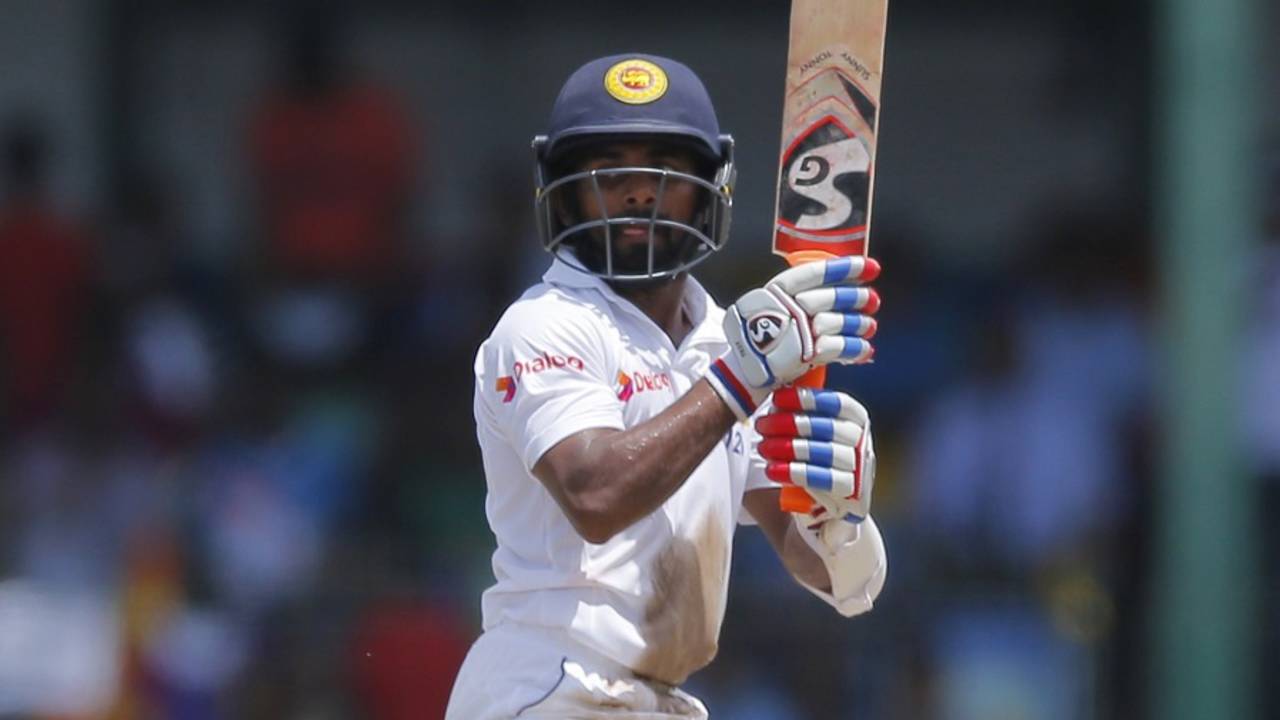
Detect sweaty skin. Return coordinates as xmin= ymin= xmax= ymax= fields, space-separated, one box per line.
xmin=533 ymin=380 xmax=734 ymax=544
xmin=532 ymin=381 xmax=830 ymax=591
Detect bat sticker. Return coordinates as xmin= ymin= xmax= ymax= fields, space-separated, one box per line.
xmin=774 ymin=68 xmax=878 ymax=255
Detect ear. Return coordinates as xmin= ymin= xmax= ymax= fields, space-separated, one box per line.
xmin=551 ymin=175 xmax=593 ymax=230
xmin=552 ymin=190 xmax=574 ymax=227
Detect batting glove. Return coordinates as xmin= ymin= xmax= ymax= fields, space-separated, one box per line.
xmin=756 ymin=387 xmax=875 ymax=523
xmin=705 ymin=257 xmax=880 ymax=420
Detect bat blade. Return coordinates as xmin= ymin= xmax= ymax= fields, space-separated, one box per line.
xmin=774 ymin=0 xmax=888 ymax=514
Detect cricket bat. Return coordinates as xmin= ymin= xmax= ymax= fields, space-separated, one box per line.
xmin=774 ymin=0 xmax=889 ymax=513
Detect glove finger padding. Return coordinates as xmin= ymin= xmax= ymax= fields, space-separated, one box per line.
xmin=812 ymin=312 xmax=877 ymax=339
xmin=756 ymin=389 xmax=875 ymax=522
xmin=771 ymin=388 xmax=871 ymax=423
xmin=814 ymin=336 xmax=874 ymax=364
xmin=766 ymin=462 xmax=857 ymax=497
xmin=758 ymin=438 xmax=857 ymax=471
xmin=708 ymin=257 xmax=880 ymax=420
xmin=794 ymin=287 xmax=881 ymax=316
xmin=755 ymin=413 xmax=863 ymax=445
xmin=767 ymin=256 xmax=880 ymax=296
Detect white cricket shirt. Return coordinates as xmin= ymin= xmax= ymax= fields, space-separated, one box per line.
xmin=472 ymin=260 xmax=772 ymax=686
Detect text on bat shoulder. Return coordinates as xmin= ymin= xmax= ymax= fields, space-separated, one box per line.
xmin=799 ymin=50 xmax=833 ymax=75
xmin=840 ymin=52 xmax=872 ymax=82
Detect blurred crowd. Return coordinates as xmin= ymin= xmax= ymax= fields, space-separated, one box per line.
xmin=0 ymin=4 xmax=1275 ymax=720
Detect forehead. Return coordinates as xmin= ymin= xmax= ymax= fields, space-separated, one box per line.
xmin=574 ymin=138 xmax=700 ymax=165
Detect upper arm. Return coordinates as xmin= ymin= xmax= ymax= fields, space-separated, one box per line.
xmin=531 ymin=427 xmax=619 ymax=515
xmin=477 ymin=297 xmax=625 ymax=472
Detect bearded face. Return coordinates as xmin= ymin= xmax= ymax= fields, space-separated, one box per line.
xmin=541 ymin=138 xmax=725 ymax=281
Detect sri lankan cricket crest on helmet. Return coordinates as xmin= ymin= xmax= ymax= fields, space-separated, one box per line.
xmin=604 ymin=59 xmax=669 ymax=104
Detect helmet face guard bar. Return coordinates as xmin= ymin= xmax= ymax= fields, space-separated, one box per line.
xmin=532 ymin=134 xmax=735 ymax=281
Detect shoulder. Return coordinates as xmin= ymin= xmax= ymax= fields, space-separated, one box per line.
xmin=475 ymin=283 xmax=618 ymax=384
xmin=487 ymin=283 xmax=615 ymax=348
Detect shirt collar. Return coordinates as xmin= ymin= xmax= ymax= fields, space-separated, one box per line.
xmin=541 ymin=259 xmax=724 ymax=350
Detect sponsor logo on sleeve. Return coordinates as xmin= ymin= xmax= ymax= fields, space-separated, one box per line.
xmin=616 ymin=371 xmax=634 ymax=402
xmin=494 ymin=351 xmax=586 ymax=402
xmin=496 ymin=376 xmax=517 ymax=403
xmin=616 ymin=369 xmax=673 ymax=402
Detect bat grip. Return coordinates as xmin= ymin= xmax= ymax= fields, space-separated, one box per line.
xmin=776 ymin=249 xmax=842 ymax=515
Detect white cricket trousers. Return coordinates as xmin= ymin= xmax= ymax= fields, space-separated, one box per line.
xmin=445 ymin=622 xmax=709 ymax=719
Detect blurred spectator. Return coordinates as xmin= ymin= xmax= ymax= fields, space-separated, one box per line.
xmin=248 ymin=2 xmax=415 ymax=286
xmin=910 ymin=212 xmax=1149 ymax=574
xmin=905 ymin=210 xmax=1151 ymax=716
xmin=105 ymin=173 xmax=224 ymax=445
xmin=349 ymin=599 xmax=471 ymax=720
xmin=0 ymin=118 xmax=93 ymax=427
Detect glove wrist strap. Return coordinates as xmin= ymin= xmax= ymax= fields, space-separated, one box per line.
xmin=705 ymin=356 xmax=764 ymax=421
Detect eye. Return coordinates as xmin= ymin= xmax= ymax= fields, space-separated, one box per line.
xmin=661 ymin=155 xmax=699 ymax=175
xmin=592 ymin=169 xmax=627 ymax=190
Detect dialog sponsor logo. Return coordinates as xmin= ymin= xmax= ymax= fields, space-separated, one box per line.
xmin=616 ymin=371 xmax=634 ymax=402
xmin=616 ymin=369 xmax=672 ymax=401
xmin=496 ymin=376 xmax=517 ymax=403
xmin=513 ymin=352 xmax=585 ymax=378
xmin=495 ymin=351 xmax=586 ymax=402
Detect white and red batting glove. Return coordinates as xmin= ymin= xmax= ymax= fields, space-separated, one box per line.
xmin=706 ymin=257 xmax=880 ymax=420
xmin=756 ymin=387 xmax=875 ymax=523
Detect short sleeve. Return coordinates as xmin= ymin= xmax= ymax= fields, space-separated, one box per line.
xmin=476 ymin=298 xmax=626 ymax=472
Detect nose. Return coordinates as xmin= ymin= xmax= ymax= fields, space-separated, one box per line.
xmin=622 ymin=173 xmax=659 ymax=209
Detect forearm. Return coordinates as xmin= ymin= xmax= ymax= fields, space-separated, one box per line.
xmin=782 ymin=515 xmax=834 ymax=591
xmin=743 ymin=488 xmax=832 ymax=591
xmin=540 ymin=379 xmax=736 ymax=542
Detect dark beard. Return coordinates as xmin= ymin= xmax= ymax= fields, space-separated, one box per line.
xmin=570 ymin=222 xmax=699 ymax=279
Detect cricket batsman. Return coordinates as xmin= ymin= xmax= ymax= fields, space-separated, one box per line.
xmin=446 ymin=54 xmax=886 ymax=719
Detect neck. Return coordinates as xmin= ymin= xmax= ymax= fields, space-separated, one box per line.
xmin=608 ymin=274 xmax=692 ymax=346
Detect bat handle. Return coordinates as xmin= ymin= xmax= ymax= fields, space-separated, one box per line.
xmin=776 ymin=250 xmax=843 ymax=515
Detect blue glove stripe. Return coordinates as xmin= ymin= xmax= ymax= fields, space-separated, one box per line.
xmin=832 ymin=287 xmax=863 ymax=311
xmin=808 ymin=418 xmax=835 ymax=441
xmin=805 ymin=465 xmax=834 ymax=492
xmin=840 ymin=338 xmax=868 ymax=359
xmin=813 ymin=392 xmax=843 ymax=417
xmin=841 ymin=314 xmax=865 ymax=336
xmin=822 ymin=257 xmax=853 ymax=285
xmin=808 ymin=441 xmax=834 ymax=467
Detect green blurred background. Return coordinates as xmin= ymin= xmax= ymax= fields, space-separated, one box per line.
xmin=0 ymin=0 xmax=1274 ymax=718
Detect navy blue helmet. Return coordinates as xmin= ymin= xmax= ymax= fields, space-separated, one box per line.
xmin=533 ymin=54 xmax=735 ymax=281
